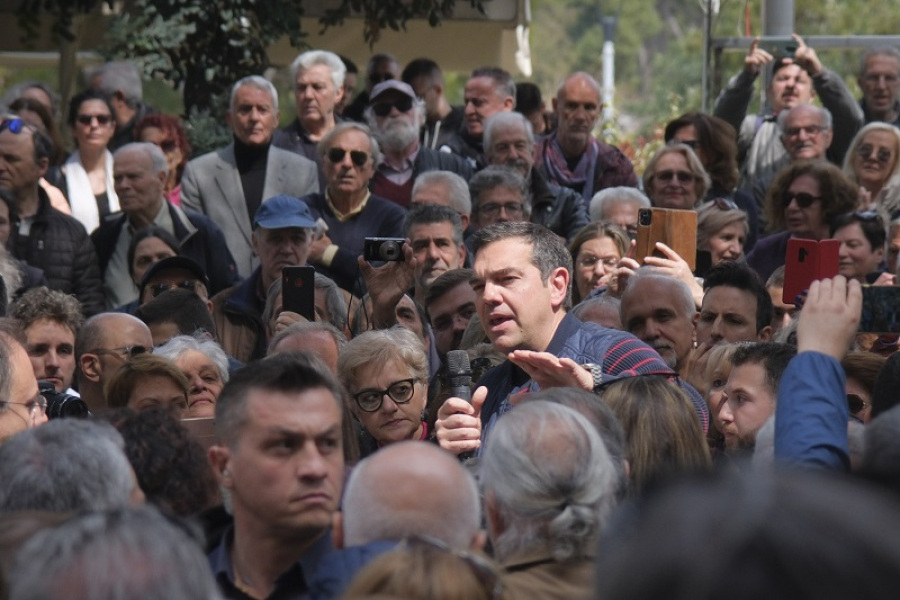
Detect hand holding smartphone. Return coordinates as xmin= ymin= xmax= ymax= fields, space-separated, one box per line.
xmin=282 ymin=266 xmax=316 ymax=322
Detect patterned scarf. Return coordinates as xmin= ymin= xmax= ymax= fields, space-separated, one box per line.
xmin=539 ymin=132 xmax=599 ymax=201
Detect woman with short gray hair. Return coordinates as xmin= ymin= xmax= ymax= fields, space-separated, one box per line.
xmin=154 ymin=334 xmax=229 ymax=418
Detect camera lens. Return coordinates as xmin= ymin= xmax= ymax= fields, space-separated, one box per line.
xmin=39 ymin=380 xmax=90 ymax=420
xmin=380 ymin=241 xmax=401 ymax=261
xmin=639 ymin=210 xmax=652 ymax=226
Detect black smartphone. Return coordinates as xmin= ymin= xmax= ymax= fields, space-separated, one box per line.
xmin=759 ymin=37 xmax=798 ymax=59
xmin=363 ymin=237 xmax=405 ymax=262
xmin=282 ymin=266 xmax=316 ymax=322
xmin=860 ymin=286 xmax=900 ymax=333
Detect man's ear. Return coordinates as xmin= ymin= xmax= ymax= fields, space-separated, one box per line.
xmin=80 ymin=353 xmax=101 ymax=383
xmin=459 ymin=214 xmax=470 ymax=230
xmin=208 ymin=445 xmax=234 ymax=489
xmin=757 ymin=325 xmax=773 ymax=342
xmin=470 ymin=530 xmax=488 ymax=552
xmin=549 ymin=266 xmax=569 ymax=310
xmin=692 ymin=311 xmax=700 ymax=333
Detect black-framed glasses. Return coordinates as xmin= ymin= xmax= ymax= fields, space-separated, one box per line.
xmin=711 ymin=197 xmax=740 ymax=211
xmin=89 ymin=345 xmax=148 ymax=360
xmin=352 ymin=378 xmax=418 ymax=412
xmin=76 ymin=114 xmax=112 ymax=126
xmin=477 ymin=202 xmax=524 ymax=217
xmin=848 ymin=393 xmax=870 ymax=415
xmin=327 ymin=147 xmax=369 ymax=167
xmin=372 ymin=97 xmax=414 ymax=117
xmin=857 ymin=144 xmax=894 ymax=164
xmin=396 ymin=535 xmax=504 ymax=600
xmin=656 ymin=169 xmax=694 ymax=183
xmin=782 ymin=191 xmax=822 ymax=208
xmin=149 ymin=279 xmax=198 ymax=298
xmin=577 ymin=254 xmax=619 ymax=270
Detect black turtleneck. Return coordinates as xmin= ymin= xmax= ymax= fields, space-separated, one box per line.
xmin=233 ymin=136 xmax=270 ymax=222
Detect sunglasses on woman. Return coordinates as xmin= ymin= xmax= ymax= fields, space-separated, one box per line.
xmin=76 ymin=114 xmax=113 ymax=126
xmin=656 ymin=170 xmax=693 ymax=183
xmin=781 ymin=191 xmax=821 ymax=208
xmin=857 ymin=144 xmax=893 ymax=164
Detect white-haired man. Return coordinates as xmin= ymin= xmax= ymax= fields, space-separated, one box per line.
xmin=366 ymin=80 xmax=472 ymax=208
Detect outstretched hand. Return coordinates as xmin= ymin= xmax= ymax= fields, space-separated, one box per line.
xmin=744 ymin=37 xmax=774 ymax=75
xmin=643 ymin=242 xmax=704 ymax=307
xmin=796 ymin=276 xmax=861 ymax=360
xmin=507 ymin=350 xmax=593 ymax=393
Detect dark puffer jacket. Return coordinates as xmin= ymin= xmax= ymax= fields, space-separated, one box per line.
xmin=9 ymin=190 xmax=105 ymax=316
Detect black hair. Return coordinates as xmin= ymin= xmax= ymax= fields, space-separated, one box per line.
xmin=134 ymin=288 xmax=214 ymax=339
xmin=702 ymin=261 xmax=773 ymax=334
xmin=126 ymin=226 xmax=181 ymax=279
xmin=730 ymin=342 xmax=796 ymax=397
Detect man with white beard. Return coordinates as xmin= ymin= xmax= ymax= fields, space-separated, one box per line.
xmin=366 ymin=80 xmax=472 ymax=209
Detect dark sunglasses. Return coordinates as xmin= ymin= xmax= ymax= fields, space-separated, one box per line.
xmin=327 ymin=147 xmax=369 ymax=167
xmin=159 ymin=139 xmax=178 ymax=153
xmin=781 ymin=191 xmax=822 ymax=208
xmin=657 ymin=169 xmax=694 ymax=183
xmin=848 ymin=393 xmax=870 ymax=415
xmin=77 ymin=114 xmax=112 ymax=126
xmin=674 ymin=139 xmax=699 ymax=149
xmin=858 ymin=144 xmax=893 ymax=164
xmin=0 ymin=118 xmax=32 ymax=135
xmin=371 ymin=97 xmax=414 ymax=117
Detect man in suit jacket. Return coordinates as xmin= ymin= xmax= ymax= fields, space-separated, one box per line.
xmin=181 ymin=75 xmax=319 ymax=278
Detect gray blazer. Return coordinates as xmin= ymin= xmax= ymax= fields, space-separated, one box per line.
xmin=181 ymin=144 xmax=319 ymax=277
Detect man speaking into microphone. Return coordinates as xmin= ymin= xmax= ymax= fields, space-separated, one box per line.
xmin=434 ymin=222 xmax=709 ymax=455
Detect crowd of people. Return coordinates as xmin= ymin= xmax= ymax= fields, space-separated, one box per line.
xmin=1 ymin=36 xmax=900 ymax=599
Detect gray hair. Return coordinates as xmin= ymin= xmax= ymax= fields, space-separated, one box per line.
xmin=317 ymin=121 xmax=382 ymax=168
xmin=483 ymin=111 xmax=535 ymax=157
xmin=342 ymin=442 xmax=481 ymax=549
xmin=291 ymin=49 xmax=346 ymax=88
xmin=364 ymin=95 xmax=426 ymax=136
xmin=470 ymin=66 xmax=516 ymax=103
xmin=480 ymin=401 xmax=616 ymax=562
xmin=404 ymin=204 xmax=464 ymax=246
xmin=0 ymin=80 xmax=59 ymax=118
xmin=777 ymin=104 xmax=833 ymax=132
xmin=338 ymin=327 xmax=428 ymax=392
xmin=91 ymin=61 xmax=143 ymax=107
xmin=153 ymin=334 xmax=230 ymax=385
xmin=621 ymin=268 xmax=697 ymax=323
xmin=9 ymin=506 xmax=222 ymax=600
xmin=230 ymin=75 xmax=279 ymax=112
xmin=858 ymin=46 xmax=900 ymax=78
xmin=589 ymin=187 xmax=650 ymax=222
xmin=0 ymin=420 xmax=135 ymax=513
xmin=114 ymin=141 xmax=169 ymax=177
xmin=0 ymin=333 xmax=14 ymax=407
xmin=268 ymin=320 xmax=347 ymax=356
xmin=571 ymin=293 xmax=622 ymax=322
xmin=842 ymin=122 xmax=900 ymax=187
xmin=469 ymin=165 xmax=531 ymax=217
xmin=412 ymin=170 xmax=472 ymax=216
xmin=556 ymin=71 xmax=602 ymax=100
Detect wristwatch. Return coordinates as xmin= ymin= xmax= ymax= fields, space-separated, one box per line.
xmin=581 ymin=363 xmax=604 ymax=393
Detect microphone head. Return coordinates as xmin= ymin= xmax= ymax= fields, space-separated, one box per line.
xmin=446 ymin=349 xmax=471 ymax=375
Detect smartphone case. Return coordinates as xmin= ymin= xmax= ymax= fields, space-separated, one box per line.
xmin=634 ymin=208 xmax=697 ymax=270
xmin=782 ymin=238 xmax=840 ymax=304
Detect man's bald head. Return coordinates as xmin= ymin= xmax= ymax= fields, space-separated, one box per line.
xmin=341 ymin=442 xmax=482 ymax=549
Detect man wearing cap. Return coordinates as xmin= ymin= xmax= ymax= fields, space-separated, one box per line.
xmin=365 ymin=79 xmax=472 ymax=208
xmin=93 ymin=142 xmax=239 ymax=310
xmin=210 ymin=195 xmax=317 ymax=363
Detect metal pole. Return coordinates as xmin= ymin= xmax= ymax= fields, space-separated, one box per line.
xmin=701 ymin=0 xmax=712 ymax=112
xmin=763 ymin=0 xmax=794 ymax=36
xmin=601 ymin=16 xmax=616 ymax=125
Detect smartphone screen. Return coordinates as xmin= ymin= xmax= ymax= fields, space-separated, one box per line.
xmin=282 ymin=266 xmax=316 ymax=322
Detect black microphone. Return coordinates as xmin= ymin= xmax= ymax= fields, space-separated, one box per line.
xmin=446 ymin=350 xmax=473 ymax=402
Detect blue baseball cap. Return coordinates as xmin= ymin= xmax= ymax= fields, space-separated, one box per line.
xmin=253 ymin=195 xmax=317 ymax=230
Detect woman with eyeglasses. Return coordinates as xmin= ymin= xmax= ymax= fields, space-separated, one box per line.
xmin=62 ymin=89 xmax=119 ymax=233
xmin=134 ymin=114 xmax=191 ymax=207
xmin=831 ymin=211 xmax=892 ymax=285
xmin=642 ymin=144 xmax=711 ymax=210
xmin=568 ymin=221 xmax=630 ymax=305
xmin=338 ymin=327 xmax=432 ymax=456
xmin=665 ymin=112 xmax=760 ymax=250
xmin=746 ymin=160 xmax=858 ymax=281
xmin=842 ymin=122 xmax=900 ymax=218
xmin=696 ymin=200 xmax=749 ymax=265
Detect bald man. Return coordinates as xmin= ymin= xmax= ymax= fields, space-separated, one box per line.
xmin=309 ymin=441 xmax=484 ymax=598
xmin=535 ymin=72 xmax=637 ymax=205
xmin=75 ymin=313 xmax=154 ymax=413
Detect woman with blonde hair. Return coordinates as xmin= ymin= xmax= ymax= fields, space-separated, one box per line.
xmin=696 ymin=200 xmax=750 ymax=265
xmin=568 ymin=221 xmax=630 ymax=305
xmin=842 ymin=122 xmax=900 ymax=217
